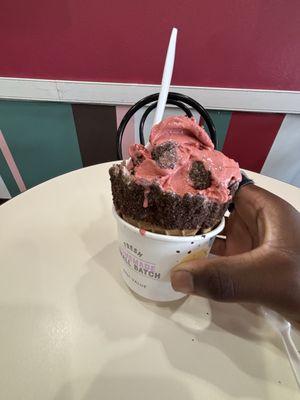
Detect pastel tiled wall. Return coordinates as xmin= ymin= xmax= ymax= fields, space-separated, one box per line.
xmin=0 ymin=100 xmax=299 ymax=200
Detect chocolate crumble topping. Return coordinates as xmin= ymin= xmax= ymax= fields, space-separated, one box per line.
xmin=189 ymin=161 xmax=212 ymax=190
xmin=151 ymin=141 xmax=178 ymax=169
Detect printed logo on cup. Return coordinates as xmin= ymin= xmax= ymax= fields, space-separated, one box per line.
xmin=120 ymin=244 xmax=161 ymax=280
xmin=113 ymin=208 xmax=225 ymax=302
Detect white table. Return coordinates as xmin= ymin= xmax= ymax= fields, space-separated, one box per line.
xmin=0 ymin=162 xmax=299 ymax=400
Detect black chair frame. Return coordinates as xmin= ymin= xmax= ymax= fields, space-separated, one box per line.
xmin=116 ymin=92 xmax=217 ymax=159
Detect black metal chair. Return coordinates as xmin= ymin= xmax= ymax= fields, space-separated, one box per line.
xmin=116 ymin=92 xmax=217 ymax=159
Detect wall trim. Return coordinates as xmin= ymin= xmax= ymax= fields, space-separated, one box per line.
xmin=0 ymin=77 xmax=300 ymax=113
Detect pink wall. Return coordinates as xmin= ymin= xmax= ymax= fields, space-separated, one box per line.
xmin=0 ymin=0 xmax=299 ymax=90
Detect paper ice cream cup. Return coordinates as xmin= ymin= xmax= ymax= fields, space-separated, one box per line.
xmin=113 ymin=208 xmax=225 ymax=302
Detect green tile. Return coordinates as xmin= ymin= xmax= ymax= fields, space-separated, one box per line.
xmin=0 ymin=101 xmax=83 ymax=190
xmin=203 ymin=110 xmax=232 ymax=151
xmin=0 ymin=149 xmax=20 ymax=197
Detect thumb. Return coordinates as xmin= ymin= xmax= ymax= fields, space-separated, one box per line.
xmin=170 ymin=250 xmax=265 ymax=303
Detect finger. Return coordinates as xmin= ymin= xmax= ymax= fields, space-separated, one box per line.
xmin=211 ymin=237 xmax=226 ymax=256
xmin=171 ymin=248 xmax=267 ymax=303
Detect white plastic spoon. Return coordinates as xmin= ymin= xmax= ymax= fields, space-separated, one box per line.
xmin=153 ymin=27 xmax=178 ymax=126
xmin=262 ymin=307 xmax=300 ymax=389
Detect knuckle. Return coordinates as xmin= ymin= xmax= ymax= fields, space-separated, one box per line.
xmin=286 ymin=260 xmax=300 ymax=292
xmin=267 ymin=250 xmax=300 ymax=314
xmin=201 ymin=267 xmax=237 ymax=301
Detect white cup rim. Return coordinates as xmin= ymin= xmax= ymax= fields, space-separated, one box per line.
xmin=113 ymin=207 xmax=225 ymax=243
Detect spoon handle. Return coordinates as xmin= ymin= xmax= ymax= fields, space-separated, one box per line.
xmin=281 ymin=327 xmax=300 ymax=389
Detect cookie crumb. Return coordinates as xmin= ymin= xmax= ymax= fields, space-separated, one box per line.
xmin=152 ymin=141 xmax=178 ymax=169
xmin=189 ymin=161 xmax=212 ymax=190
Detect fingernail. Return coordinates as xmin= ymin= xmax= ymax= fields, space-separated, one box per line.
xmin=171 ymin=270 xmax=194 ymax=294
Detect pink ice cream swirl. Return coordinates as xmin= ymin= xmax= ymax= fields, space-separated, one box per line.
xmin=128 ymin=115 xmax=242 ymax=204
